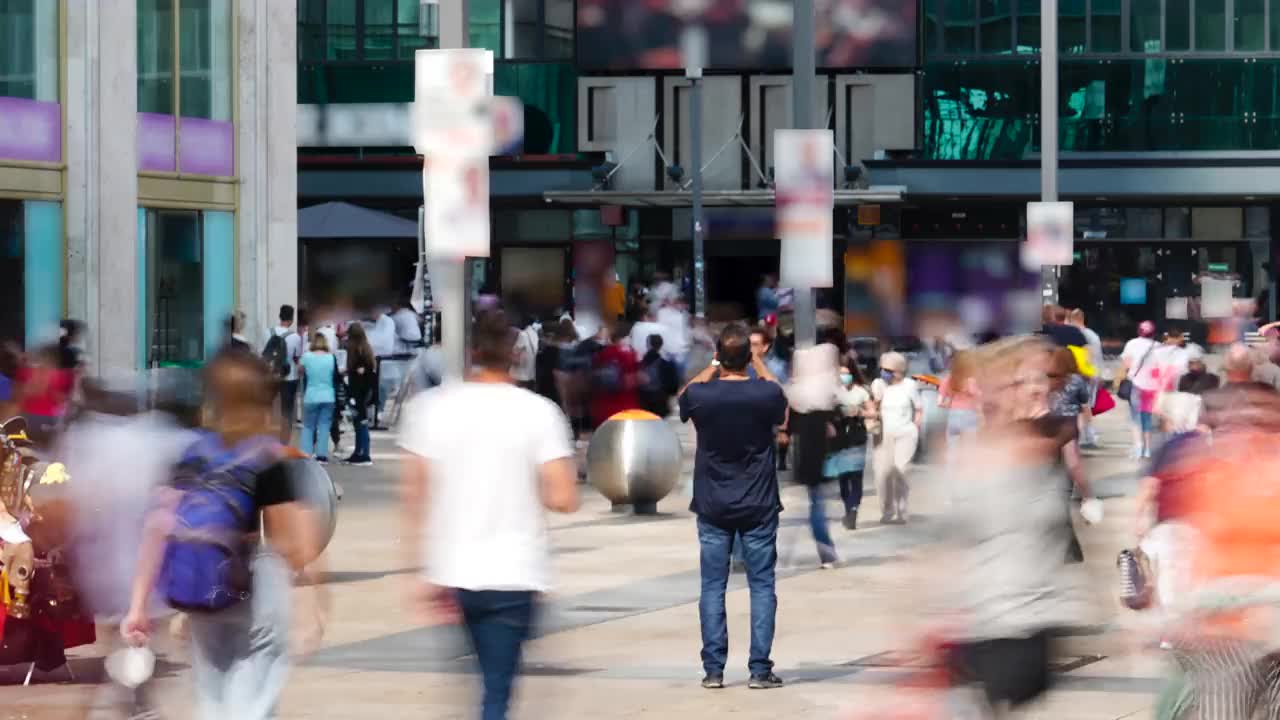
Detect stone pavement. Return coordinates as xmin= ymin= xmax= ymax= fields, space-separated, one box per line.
xmin=0 ymin=407 xmax=1166 ymax=719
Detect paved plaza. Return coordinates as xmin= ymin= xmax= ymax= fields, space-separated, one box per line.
xmin=0 ymin=410 xmax=1165 ymax=719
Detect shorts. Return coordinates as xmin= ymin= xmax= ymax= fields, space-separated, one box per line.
xmin=1129 ymin=393 xmax=1154 ymax=432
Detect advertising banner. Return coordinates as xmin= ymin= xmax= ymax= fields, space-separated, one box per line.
xmin=775 ymin=129 xmax=834 ymax=289
xmin=1023 ymin=201 xmax=1075 ymax=270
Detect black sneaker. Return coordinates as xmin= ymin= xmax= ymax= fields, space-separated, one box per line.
xmin=842 ymin=509 xmax=858 ymax=530
xmin=748 ymin=673 xmax=783 ymax=689
xmin=701 ymin=674 xmax=724 ymax=689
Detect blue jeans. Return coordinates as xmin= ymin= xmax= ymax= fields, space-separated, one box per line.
xmin=697 ymin=514 xmax=778 ymax=677
xmin=807 ymin=485 xmax=837 ymax=563
xmin=456 ymin=589 xmax=537 ymax=720
xmin=301 ymin=402 xmax=334 ymax=458
xmin=187 ymin=553 xmax=291 ymax=720
xmin=354 ymin=416 xmax=371 ymax=459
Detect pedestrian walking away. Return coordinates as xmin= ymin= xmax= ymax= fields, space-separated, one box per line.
xmin=869 ymin=352 xmax=922 ymax=525
xmin=679 ymin=323 xmax=787 ymax=691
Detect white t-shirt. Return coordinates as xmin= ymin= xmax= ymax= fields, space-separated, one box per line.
xmin=656 ymin=306 xmax=690 ymax=360
xmin=837 ymin=385 xmax=871 ymax=416
xmin=1121 ymin=337 xmax=1159 ymax=390
xmin=872 ymin=378 xmax=922 ymax=434
xmin=511 ymin=326 xmax=538 ymax=382
xmin=629 ymin=320 xmax=668 ymax=358
xmin=267 ymin=326 xmax=303 ymax=382
xmin=1150 ymin=344 xmax=1189 ymax=391
xmin=399 ymin=382 xmax=573 ymax=592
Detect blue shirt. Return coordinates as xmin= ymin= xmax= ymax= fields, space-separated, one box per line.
xmin=679 ymin=378 xmax=788 ymax=527
xmin=0 ymin=374 xmax=10 ymax=403
xmin=301 ymin=351 xmax=337 ymax=405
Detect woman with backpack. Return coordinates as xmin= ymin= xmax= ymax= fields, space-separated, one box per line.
xmin=299 ymin=333 xmax=338 ymax=463
xmin=343 ymin=324 xmax=377 ymax=466
xmin=121 ymin=350 xmax=327 ymax=720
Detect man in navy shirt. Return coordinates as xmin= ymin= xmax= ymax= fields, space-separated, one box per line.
xmin=679 ymin=323 xmax=788 ymax=691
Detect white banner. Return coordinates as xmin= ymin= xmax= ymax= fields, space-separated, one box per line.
xmin=423 ymin=153 xmax=490 ymax=259
xmin=1023 ymin=201 xmax=1075 ymax=270
xmin=775 ymin=129 xmax=834 ymax=288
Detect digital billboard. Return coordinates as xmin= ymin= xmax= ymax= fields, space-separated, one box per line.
xmin=576 ymin=0 xmax=918 ymax=72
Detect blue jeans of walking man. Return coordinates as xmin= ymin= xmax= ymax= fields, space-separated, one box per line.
xmin=456 ymin=589 xmax=536 ymax=720
xmin=697 ymin=514 xmax=779 ymax=677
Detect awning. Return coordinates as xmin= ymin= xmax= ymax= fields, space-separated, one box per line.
xmin=541 ymin=186 xmax=907 ymax=208
xmin=298 ymin=201 xmax=419 ymax=239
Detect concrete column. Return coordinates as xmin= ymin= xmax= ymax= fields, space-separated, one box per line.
xmin=238 ymin=0 xmax=297 ymax=344
xmin=64 ymin=0 xmax=139 ymax=372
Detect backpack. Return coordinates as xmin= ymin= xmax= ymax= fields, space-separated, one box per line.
xmin=262 ymin=332 xmax=292 ymax=378
xmin=640 ymin=356 xmax=667 ymax=397
xmin=156 ymin=433 xmax=279 ymax=613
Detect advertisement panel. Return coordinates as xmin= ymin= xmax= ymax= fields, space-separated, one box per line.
xmin=775 ymin=129 xmax=834 ymax=289
xmin=577 ymin=0 xmax=917 ymax=71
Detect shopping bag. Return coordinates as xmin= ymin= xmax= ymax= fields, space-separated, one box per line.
xmin=1093 ymin=386 xmax=1116 ymax=415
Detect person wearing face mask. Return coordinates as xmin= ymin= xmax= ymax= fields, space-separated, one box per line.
xmin=869 ymin=352 xmax=922 ymax=525
xmin=826 ymin=364 xmax=873 ymax=530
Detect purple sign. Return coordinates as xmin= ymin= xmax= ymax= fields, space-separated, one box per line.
xmin=138 ymin=112 xmax=177 ymax=172
xmin=0 ymin=97 xmax=61 ymax=163
xmin=179 ymin=117 xmax=234 ymax=176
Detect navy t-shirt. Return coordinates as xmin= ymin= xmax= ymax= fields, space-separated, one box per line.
xmin=679 ymin=377 xmax=788 ymax=527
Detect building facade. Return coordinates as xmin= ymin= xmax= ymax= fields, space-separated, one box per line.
xmin=0 ymin=0 xmax=295 ymax=372
xmin=867 ymin=0 xmax=1280 ymax=342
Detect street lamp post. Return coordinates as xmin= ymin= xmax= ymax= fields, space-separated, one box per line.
xmin=683 ymin=28 xmax=707 ymax=318
xmin=791 ymin=0 xmax=817 ymax=347
xmin=1040 ymin=0 xmax=1059 ymax=305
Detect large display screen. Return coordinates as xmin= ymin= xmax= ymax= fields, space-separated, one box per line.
xmin=576 ymin=0 xmax=918 ymax=71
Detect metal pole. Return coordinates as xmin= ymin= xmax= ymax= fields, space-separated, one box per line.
xmin=437 ymin=0 xmax=471 ymax=381
xmin=1040 ymin=0 xmax=1060 ymax=304
xmin=792 ymin=0 xmax=817 ymax=346
xmin=690 ymin=77 xmax=706 ymax=318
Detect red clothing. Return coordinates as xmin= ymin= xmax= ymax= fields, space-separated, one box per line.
xmin=590 ymin=344 xmax=641 ymax=428
xmin=15 ymin=366 xmax=75 ymax=418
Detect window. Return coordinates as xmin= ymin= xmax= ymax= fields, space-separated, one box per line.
xmin=0 ymin=201 xmax=22 ymax=346
xmin=1197 ymin=0 xmax=1227 ymax=50
xmin=1060 ymin=0 xmax=1086 ymax=54
xmin=179 ymin=0 xmax=233 ymax=121
xmin=1236 ymin=0 xmax=1266 ymax=50
xmin=979 ymin=0 xmax=1012 ymax=53
xmin=326 ymin=0 xmax=357 ymax=59
xmin=1166 ymin=0 xmax=1191 ymax=50
xmin=296 ymin=0 xmax=435 ymax=62
xmin=138 ymin=0 xmax=176 ymax=114
xmin=396 ymin=0 xmax=432 ymax=58
xmin=587 ymin=86 xmax=616 ymax=143
xmin=1273 ymin=0 xmax=1280 ymax=50
xmin=502 ymin=0 xmax=575 ymax=59
xmin=1016 ymin=0 xmax=1038 ymax=52
xmin=470 ymin=0 xmax=501 ymax=52
xmin=299 ymin=0 xmax=326 ymax=60
xmin=1091 ymin=0 xmax=1122 ymax=52
xmin=145 ymin=210 xmax=205 ymax=367
xmin=494 ymin=62 xmax=577 ymax=153
xmin=924 ymin=0 xmax=944 ymax=56
xmin=944 ymin=0 xmax=976 ymax=53
xmin=1132 ymin=0 xmax=1162 ymax=51
xmin=363 ymin=0 xmax=394 ymax=60
xmin=0 ymin=0 xmax=58 ymax=101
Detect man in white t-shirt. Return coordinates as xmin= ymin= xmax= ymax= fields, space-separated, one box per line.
xmin=1119 ymin=321 xmax=1159 ymax=459
xmin=629 ymin=311 xmax=668 ymax=360
xmin=399 ymin=310 xmax=579 ymax=720
xmin=510 ymin=321 xmax=539 ymax=389
xmin=266 ymin=305 xmax=304 ymax=442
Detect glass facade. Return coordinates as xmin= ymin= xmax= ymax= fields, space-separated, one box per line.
xmin=138 ymin=0 xmax=176 ymax=114
xmin=925 ymin=58 xmax=1280 ymax=158
xmin=0 ymin=201 xmax=22 ymax=345
xmin=0 ymin=0 xmax=58 ymax=102
xmin=145 ymin=209 xmax=204 ymax=367
xmin=179 ymin=0 xmax=233 ymax=121
xmin=297 ymin=0 xmax=439 ymax=61
xmin=494 ymin=62 xmax=576 ymax=154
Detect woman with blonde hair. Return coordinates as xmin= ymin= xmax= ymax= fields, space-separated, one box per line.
xmin=869 ymin=351 xmax=922 ymax=524
xmin=299 ymin=332 xmax=338 ymax=463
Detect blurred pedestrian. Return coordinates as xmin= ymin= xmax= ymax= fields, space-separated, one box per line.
xmin=827 ymin=363 xmax=873 ymax=531
xmin=938 ymin=350 xmax=980 ymax=444
xmin=679 ymin=323 xmax=787 ymax=690
xmin=399 ymin=309 xmax=579 ymax=720
xmin=343 ymin=323 xmax=377 ymax=466
xmin=122 ymin=350 xmax=327 ymax=720
xmin=0 ymin=341 xmax=19 ymax=418
xmin=638 ymin=334 xmax=679 ymax=418
xmin=1176 ymin=345 xmax=1219 ymax=395
xmin=14 ymin=320 xmax=84 ymax=447
xmin=510 ymin=315 xmax=539 ymax=392
xmin=784 ymin=343 xmax=841 ymax=567
xmin=588 ymin=323 xmax=641 ymax=430
xmin=1119 ymin=320 xmax=1160 ymax=459
xmin=1040 ymin=304 xmax=1087 ymax=348
xmin=1068 ymin=309 xmax=1103 ymax=447
xmin=264 ymin=305 xmax=303 ymax=444
xmin=757 ymin=274 xmax=780 ymax=322
xmin=869 ymin=351 xmax=922 ymax=524
xmin=940 ymin=335 xmax=1086 ymax=714
xmin=223 ymin=311 xmax=250 ymax=353
xmin=299 ymin=333 xmax=338 ymax=463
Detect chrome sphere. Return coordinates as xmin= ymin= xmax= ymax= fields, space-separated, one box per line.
xmin=587 ymin=412 xmax=683 ymax=508
xmin=286 ymin=458 xmax=339 ymax=559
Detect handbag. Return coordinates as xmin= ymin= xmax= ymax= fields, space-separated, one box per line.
xmin=1117 ymin=547 xmax=1154 ymax=610
xmin=1092 ymin=386 xmax=1116 ymax=415
xmin=1117 ymin=341 xmax=1156 ymax=402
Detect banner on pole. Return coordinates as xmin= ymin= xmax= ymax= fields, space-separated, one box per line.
xmin=1023 ymin=201 xmax=1075 ymax=270
xmin=775 ymin=129 xmax=834 ymax=289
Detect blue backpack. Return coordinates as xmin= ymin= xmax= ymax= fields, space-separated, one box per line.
xmin=157 ymin=432 xmax=279 ymax=613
